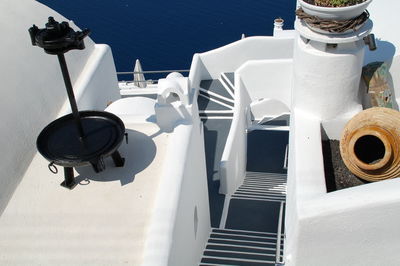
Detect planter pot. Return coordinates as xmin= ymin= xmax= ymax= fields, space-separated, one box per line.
xmin=299 ymin=0 xmax=372 ymax=20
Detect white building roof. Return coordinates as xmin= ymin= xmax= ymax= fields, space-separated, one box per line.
xmin=0 ymin=122 xmax=169 ymax=265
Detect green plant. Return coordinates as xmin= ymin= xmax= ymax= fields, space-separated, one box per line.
xmin=313 ymin=0 xmax=366 ymax=7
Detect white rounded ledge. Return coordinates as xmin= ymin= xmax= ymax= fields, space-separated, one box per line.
xmin=106 ymin=97 xmax=155 ymax=117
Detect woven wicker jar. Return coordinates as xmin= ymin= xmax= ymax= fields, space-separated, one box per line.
xmin=340 ymin=107 xmax=400 ymax=182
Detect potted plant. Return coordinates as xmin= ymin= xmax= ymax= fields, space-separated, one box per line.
xmin=299 ymin=0 xmax=372 ymax=20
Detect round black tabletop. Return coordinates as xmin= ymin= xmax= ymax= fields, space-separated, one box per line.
xmin=37 ymin=111 xmax=125 ymax=167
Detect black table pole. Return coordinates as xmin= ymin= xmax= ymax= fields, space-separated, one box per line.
xmin=57 ymin=53 xmax=85 ymax=138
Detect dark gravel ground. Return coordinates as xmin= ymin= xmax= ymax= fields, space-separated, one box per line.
xmin=322 ymin=140 xmax=368 ymax=192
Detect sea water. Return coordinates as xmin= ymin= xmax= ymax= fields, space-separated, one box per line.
xmin=38 ymin=0 xmax=296 ymax=79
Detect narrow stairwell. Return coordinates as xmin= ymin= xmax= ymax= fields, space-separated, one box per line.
xmin=200 ymin=171 xmax=287 ymax=266
xmin=200 ymin=126 xmax=288 ymax=265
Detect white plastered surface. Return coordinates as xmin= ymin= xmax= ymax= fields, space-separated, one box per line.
xmin=0 ymin=122 xmax=168 ymax=266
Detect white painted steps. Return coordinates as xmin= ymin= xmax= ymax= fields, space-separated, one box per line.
xmin=233 ymin=172 xmax=287 ymax=202
xmin=200 ymin=171 xmax=287 ymax=265
xmin=200 ymin=228 xmax=283 ymax=266
xmin=199 ymin=73 xmax=287 ymax=265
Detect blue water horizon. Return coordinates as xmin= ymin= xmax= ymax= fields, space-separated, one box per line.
xmin=38 ymin=0 xmax=296 ymax=79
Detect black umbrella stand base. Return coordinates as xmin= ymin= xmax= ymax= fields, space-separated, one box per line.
xmin=62 ymin=167 xmax=77 ymax=190
xmin=60 ymin=150 xmax=125 ymax=190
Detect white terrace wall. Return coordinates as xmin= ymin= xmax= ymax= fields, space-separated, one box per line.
xmin=367 ymin=0 xmax=400 ymax=59
xmin=237 ymin=59 xmax=293 ymax=108
xmin=364 ymin=0 xmax=400 ymax=109
xmin=189 ymin=36 xmax=294 ymax=90
xmin=286 ymin=109 xmax=400 ymax=266
xmin=389 ymin=55 xmax=400 ymax=107
xmin=0 ymin=0 xmax=120 ymax=214
xmin=219 ymin=78 xmax=251 ymax=195
xmin=219 ymin=57 xmax=293 ymax=195
xmin=189 ymin=37 xmax=295 ymax=196
xmin=142 ymin=123 xmax=210 ymax=266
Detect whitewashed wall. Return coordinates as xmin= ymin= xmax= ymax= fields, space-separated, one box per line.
xmin=190 ymin=37 xmax=295 ymax=196
xmin=367 ymin=0 xmax=400 ymax=59
xmin=200 ymin=37 xmax=294 ymax=79
xmin=237 ymin=59 xmax=293 ymax=108
xmin=389 ymin=55 xmax=400 ymax=107
xmin=219 ymin=78 xmax=251 ymax=195
xmin=142 ymin=123 xmax=210 ymax=266
xmin=0 ymin=0 xmax=119 ymax=214
xmin=286 ymin=109 xmax=400 ymax=266
xmin=189 ymin=36 xmax=294 ymax=90
xmin=219 ymin=57 xmax=294 ymax=195
xmin=168 ymin=121 xmax=211 ymax=266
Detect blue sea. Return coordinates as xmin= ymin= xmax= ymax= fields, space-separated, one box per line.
xmin=38 ymin=0 xmax=296 ymax=79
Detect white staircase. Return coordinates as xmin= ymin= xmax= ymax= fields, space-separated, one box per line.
xmin=200 ymin=171 xmax=286 ymax=266
xmin=200 ymin=228 xmax=284 ymax=266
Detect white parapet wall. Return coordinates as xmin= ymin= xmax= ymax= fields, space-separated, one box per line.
xmin=236 ymin=58 xmax=293 ymax=107
xmin=219 ymin=78 xmax=251 ymax=195
xmin=189 ymin=36 xmax=294 ymax=91
xmin=366 ymin=0 xmax=400 ymax=59
xmin=189 ymin=35 xmax=296 ymax=195
xmin=285 ymin=108 xmax=400 ymax=266
xmin=286 ymin=3 xmax=400 ymax=264
xmin=141 ymin=77 xmax=210 ymax=265
xmin=0 ymin=0 xmax=120 ymax=214
xmin=363 ymin=1 xmax=400 ymax=109
xmin=142 ymin=122 xmax=211 ymax=266
xmin=388 ymin=55 xmax=400 ymax=108
xmin=219 ymin=57 xmax=293 ymax=195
